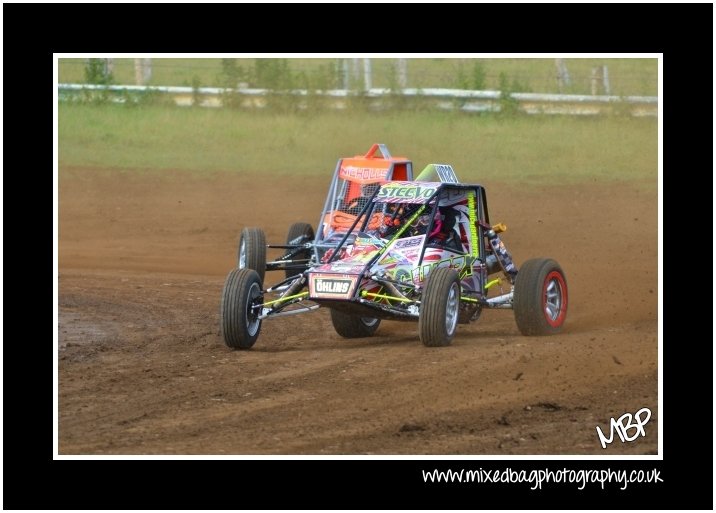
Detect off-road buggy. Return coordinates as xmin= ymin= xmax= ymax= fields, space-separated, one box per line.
xmin=221 ymin=144 xmax=567 ymax=349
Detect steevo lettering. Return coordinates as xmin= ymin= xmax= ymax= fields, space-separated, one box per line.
xmin=377 ymin=185 xmax=437 ymax=201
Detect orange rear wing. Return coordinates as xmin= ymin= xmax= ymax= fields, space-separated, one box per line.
xmin=342 ymin=143 xmax=411 ymax=181
xmin=337 ymin=144 xmax=413 ymax=204
xmin=318 ymin=144 xmax=415 ymax=242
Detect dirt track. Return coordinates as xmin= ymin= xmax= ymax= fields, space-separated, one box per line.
xmin=58 ymin=168 xmax=658 ymax=455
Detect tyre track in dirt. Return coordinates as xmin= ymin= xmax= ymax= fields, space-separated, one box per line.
xmin=58 ymin=168 xmax=657 ymax=455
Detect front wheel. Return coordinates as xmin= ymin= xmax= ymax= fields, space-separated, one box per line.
xmin=220 ymin=268 xmax=264 ymax=349
xmin=419 ymin=268 xmax=461 ymax=347
xmin=330 ymin=309 xmax=381 ymax=338
xmin=238 ymin=227 xmax=266 ymax=284
xmin=513 ymin=258 xmax=568 ymax=336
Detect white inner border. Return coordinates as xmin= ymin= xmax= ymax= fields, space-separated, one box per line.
xmin=53 ymin=53 xmax=662 ymax=461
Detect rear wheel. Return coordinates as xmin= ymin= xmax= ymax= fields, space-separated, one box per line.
xmin=220 ymin=268 xmax=263 ymax=349
xmin=458 ymin=304 xmax=481 ymax=324
xmin=330 ymin=309 xmax=381 ymax=338
xmin=285 ymin=222 xmax=315 ymax=279
xmin=513 ymin=258 xmax=568 ymax=336
xmin=419 ymin=268 xmax=461 ymax=347
xmin=238 ymin=227 xmax=266 ymax=284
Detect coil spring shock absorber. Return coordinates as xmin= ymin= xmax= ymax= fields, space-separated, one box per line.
xmin=485 ymin=228 xmax=518 ymax=282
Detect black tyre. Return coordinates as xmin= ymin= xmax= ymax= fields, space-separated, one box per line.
xmin=220 ymin=268 xmax=263 ymax=349
xmin=330 ymin=309 xmax=381 ymax=338
xmin=458 ymin=304 xmax=481 ymax=324
xmin=238 ymin=227 xmax=266 ymax=284
xmin=285 ymin=222 xmax=315 ymax=279
xmin=513 ymin=258 xmax=568 ymax=336
xmin=419 ymin=268 xmax=461 ymax=347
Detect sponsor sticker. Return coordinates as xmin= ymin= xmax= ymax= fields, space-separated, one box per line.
xmin=309 ymin=274 xmax=358 ymax=299
xmin=376 ymin=182 xmax=438 ymax=203
xmin=339 ymin=165 xmax=389 ymax=182
xmin=324 ymin=264 xmax=364 ymax=274
xmin=392 ymin=235 xmax=424 ymax=249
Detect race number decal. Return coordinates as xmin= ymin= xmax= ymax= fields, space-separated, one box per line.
xmin=434 ymin=164 xmax=458 ymax=183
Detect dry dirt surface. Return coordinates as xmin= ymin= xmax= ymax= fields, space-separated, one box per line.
xmin=58 ymin=167 xmax=658 ymax=455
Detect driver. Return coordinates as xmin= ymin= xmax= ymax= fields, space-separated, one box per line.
xmin=375 ymin=205 xmax=433 ymax=239
xmin=428 ymin=204 xmax=467 ymax=251
xmin=409 ymin=212 xmax=433 ymax=237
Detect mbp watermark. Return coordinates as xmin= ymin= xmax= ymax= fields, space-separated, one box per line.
xmin=596 ymin=407 xmax=651 ymax=449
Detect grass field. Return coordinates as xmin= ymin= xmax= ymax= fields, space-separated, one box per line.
xmin=58 ymin=103 xmax=657 ymax=187
xmin=58 ymin=57 xmax=658 ymax=97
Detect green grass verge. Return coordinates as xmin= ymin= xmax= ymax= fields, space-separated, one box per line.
xmin=59 ymin=103 xmax=657 ymax=186
xmin=59 ymin=57 xmax=658 ymax=97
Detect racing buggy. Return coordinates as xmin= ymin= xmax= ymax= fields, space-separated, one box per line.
xmin=221 ymin=144 xmax=567 ymax=349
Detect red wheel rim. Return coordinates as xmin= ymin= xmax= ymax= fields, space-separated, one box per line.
xmin=542 ymin=271 xmax=567 ymax=328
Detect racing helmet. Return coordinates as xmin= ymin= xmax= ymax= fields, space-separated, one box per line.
xmin=411 ymin=213 xmax=431 ymax=230
xmin=409 ymin=208 xmax=442 ymax=236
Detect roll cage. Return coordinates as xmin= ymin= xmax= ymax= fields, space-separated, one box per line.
xmin=324 ymin=181 xmax=492 ymax=277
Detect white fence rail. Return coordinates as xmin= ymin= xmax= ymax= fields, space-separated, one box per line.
xmin=58 ymin=83 xmax=658 ymax=117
